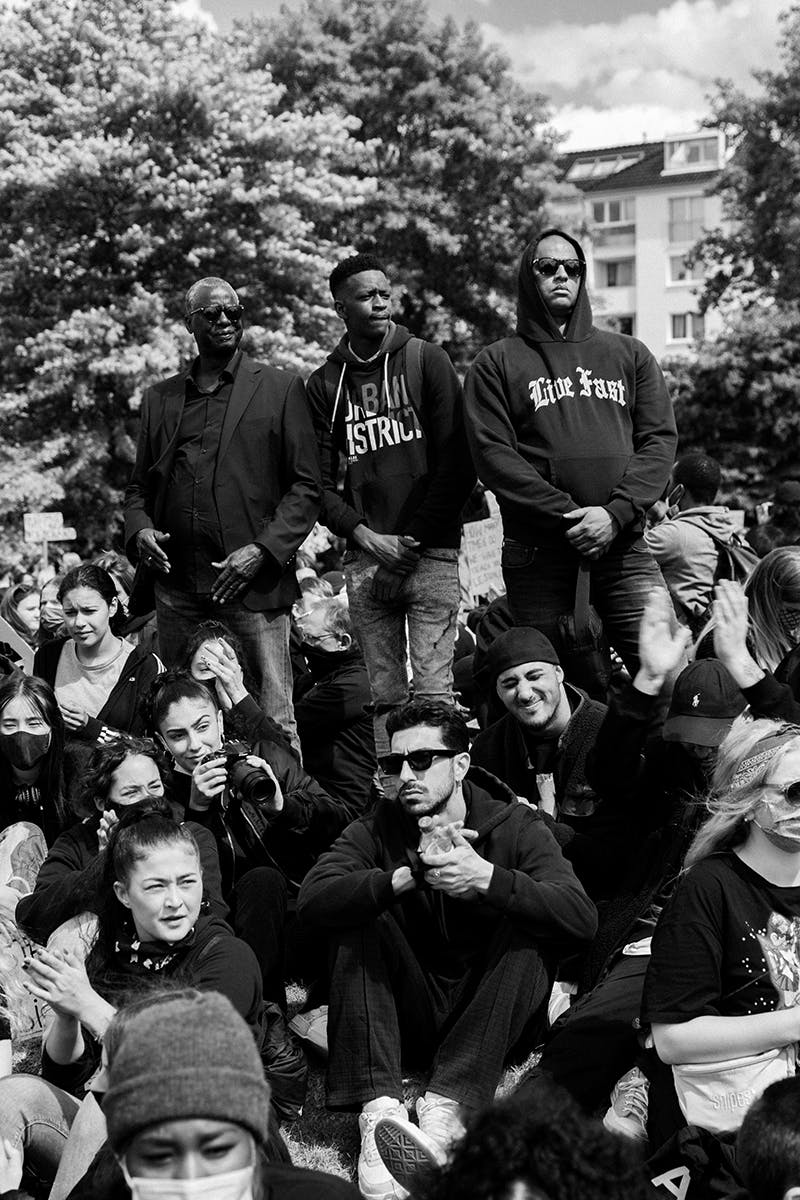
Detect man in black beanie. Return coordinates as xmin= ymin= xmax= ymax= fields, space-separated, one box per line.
xmin=470 ymin=625 xmax=607 ymax=824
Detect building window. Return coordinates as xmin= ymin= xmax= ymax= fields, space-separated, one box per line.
xmin=600 ymin=259 xmax=635 ymax=287
xmin=669 ymin=253 xmax=702 ymax=283
xmin=668 ymin=196 xmax=705 ymax=243
xmin=664 ymin=136 xmax=720 ymax=172
xmin=591 ymin=197 xmax=635 ymax=225
xmin=566 ymin=152 xmax=643 ymax=181
xmin=670 ymin=312 xmax=705 ymax=341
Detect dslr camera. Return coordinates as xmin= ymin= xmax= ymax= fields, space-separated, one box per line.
xmin=199 ymin=740 xmax=276 ymax=806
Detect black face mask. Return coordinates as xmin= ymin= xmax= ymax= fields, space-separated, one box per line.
xmin=104 ymin=798 xmax=149 ymax=820
xmin=0 ymin=730 xmax=51 ymax=770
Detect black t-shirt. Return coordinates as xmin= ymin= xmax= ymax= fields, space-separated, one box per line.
xmin=642 ymin=851 xmax=800 ymax=1026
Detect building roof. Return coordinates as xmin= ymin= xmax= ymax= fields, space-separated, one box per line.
xmin=560 ymin=139 xmax=721 ymax=194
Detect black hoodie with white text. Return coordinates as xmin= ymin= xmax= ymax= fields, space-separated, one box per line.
xmin=464 ymin=228 xmax=677 ymax=549
xmin=306 ymin=322 xmax=475 ymax=549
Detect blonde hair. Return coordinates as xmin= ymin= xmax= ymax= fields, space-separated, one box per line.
xmin=684 ymin=717 xmax=800 ymax=867
xmin=746 ymin=547 xmax=800 ymax=671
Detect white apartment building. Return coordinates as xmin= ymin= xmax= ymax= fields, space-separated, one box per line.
xmin=553 ymin=131 xmax=725 ymax=358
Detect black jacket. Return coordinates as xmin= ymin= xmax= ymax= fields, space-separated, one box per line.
xmin=123 ymin=353 xmax=322 ymax=611
xmin=297 ymin=770 xmax=597 ymax=978
xmin=33 ymin=638 xmax=161 ymax=745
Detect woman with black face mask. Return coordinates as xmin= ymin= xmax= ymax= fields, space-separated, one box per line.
xmin=0 ymin=672 xmax=67 ymax=849
xmin=15 ymin=736 xmax=226 ymax=948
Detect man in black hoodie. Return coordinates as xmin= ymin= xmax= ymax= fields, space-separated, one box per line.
xmin=465 ymin=230 xmax=677 ymax=690
xmin=306 ymin=254 xmax=475 ymax=754
xmin=297 ymin=699 xmax=596 ymax=1200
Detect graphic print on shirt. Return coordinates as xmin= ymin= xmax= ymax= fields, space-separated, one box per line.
xmin=344 ymin=372 xmax=423 ymax=463
xmin=756 ymin=912 xmax=800 ymax=1008
xmin=527 ymin=368 xmax=627 ymax=413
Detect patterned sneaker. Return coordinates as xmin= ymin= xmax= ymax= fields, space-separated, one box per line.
xmin=358 ymin=1101 xmax=410 ymax=1200
xmin=602 ymin=1067 xmax=649 ymax=1142
xmin=375 ymin=1113 xmax=447 ymax=1194
xmin=415 ymin=1092 xmax=466 ymax=1153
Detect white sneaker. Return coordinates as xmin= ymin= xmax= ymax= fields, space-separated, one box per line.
xmin=602 ymin=1067 xmax=649 ymax=1142
xmin=376 ymin=1113 xmax=446 ymax=1194
xmin=288 ymin=1005 xmax=328 ymax=1057
xmin=415 ymin=1092 xmax=465 ymax=1153
xmin=358 ymin=1101 xmax=409 ymax=1200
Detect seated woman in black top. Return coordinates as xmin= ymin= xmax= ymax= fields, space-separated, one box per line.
xmin=643 ymin=718 xmax=800 ymax=1135
xmin=0 ymin=805 xmax=267 ymax=1196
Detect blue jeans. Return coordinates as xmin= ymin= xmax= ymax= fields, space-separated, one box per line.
xmin=501 ymin=536 xmax=669 ymax=686
xmin=0 ymin=1074 xmax=81 ymax=1192
xmin=154 ymin=582 xmax=298 ymax=753
xmin=344 ymin=549 xmax=460 ymax=755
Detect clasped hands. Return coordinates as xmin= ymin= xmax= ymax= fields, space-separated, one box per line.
xmin=393 ymin=821 xmax=493 ymax=898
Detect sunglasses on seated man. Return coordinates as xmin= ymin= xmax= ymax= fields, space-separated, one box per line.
xmin=531 ymin=257 xmax=584 ymax=279
xmin=378 ymin=748 xmax=460 ymax=775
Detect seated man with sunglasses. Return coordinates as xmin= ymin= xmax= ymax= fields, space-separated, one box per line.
xmin=297 ymin=698 xmax=596 ymax=1200
xmin=465 ymin=229 xmax=677 ymax=694
xmin=124 ymin=276 xmax=321 ymax=754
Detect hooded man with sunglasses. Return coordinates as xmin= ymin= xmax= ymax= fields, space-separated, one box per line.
xmin=297 ymin=698 xmax=596 ymax=1200
xmin=124 ymin=276 xmax=322 ymax=752
xmin=465 ymin=230 xmax=677 ymax=691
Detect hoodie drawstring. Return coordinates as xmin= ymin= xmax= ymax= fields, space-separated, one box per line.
xmin=330 ymin=361 xmax=347 ymax=433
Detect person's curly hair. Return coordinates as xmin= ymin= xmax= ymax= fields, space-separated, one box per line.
xmin=416 ymin=1088 xmax=651 ymax=1200
xmin=76 ymin=734 xmax=169 ymax=819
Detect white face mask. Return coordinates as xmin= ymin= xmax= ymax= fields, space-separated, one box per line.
xmin=120 ymin=1161 xmax=254 ymax=1200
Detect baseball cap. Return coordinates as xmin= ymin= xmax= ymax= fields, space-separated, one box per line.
xmin=662 ymin=659 xmax=747 ymax=746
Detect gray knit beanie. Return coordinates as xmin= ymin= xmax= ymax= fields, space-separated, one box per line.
xmin=104 ymin=991 xmax=270 ymax=1150
xmin=486 ymin=627 xmax=561 ymax=687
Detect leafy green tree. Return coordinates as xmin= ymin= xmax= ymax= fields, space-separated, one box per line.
xmin=249 ymin=0 xmax=564 ymax=364
xmin=0 ymin=0 xmax=372 ymax=555
xmin=662 ymin=302 xmax=800 ymax=499
xmin=697 ymin=7 xmax=800 ymax=310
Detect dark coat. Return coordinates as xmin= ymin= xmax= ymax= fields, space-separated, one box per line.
xmin=123 ymin=353 xmax=322 ymax=611
xmin=297 ymin=770 xmax=597 ymax=977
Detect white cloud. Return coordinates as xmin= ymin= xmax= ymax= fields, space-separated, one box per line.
xmin=481 ymin=0 xmax=782 ymax=149
xmin=552 ymin=103 xmax=710 ymax=150
xmin=172 ymin=0 xmax=217 ymax=31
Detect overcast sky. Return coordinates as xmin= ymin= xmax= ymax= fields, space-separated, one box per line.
xmin=185 ymin=0 xmax=780 ymax=150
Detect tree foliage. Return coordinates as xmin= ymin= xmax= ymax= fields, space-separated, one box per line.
xmin=697 ymin=6 xmax=800 ymax=311
xmin=0 ymin=0 xmax=372 ymax=557
xmin=662 ymin=302 xmax=800 ymax=499
xmin=250 ymin=0 xmax=564 ymax=362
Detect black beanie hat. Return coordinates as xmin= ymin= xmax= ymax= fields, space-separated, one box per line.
xmin=104 ymin=991 xmax=271 ymax=1151
xmin=486 ymin=627 xmax=561 ymax=687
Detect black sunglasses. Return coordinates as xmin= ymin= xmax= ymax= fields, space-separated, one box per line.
xmin=531 ymin=257 xmax=584 ymax=279
xmin=378 ymin=748 xmax=459 ymax=775
xmin=769 ymin=780 xmax=800 ymax=803
xmin=189 ymin=304 xmax=244 ymax=324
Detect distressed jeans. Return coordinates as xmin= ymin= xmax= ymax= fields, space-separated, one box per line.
xmin=154 ymin=582 xmax=299 ymax=754
xmin=344 ymin=548 xmax=460 ymax=755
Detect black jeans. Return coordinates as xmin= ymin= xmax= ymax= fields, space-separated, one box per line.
xmin=326 ymin=911 xmax=553 ymax=1111
xmin=230 ymin=866 xmax=287 ymax=1008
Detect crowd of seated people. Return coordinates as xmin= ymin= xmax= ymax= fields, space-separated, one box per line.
xmin=1 ymin=287 xmax=799 ymax=1200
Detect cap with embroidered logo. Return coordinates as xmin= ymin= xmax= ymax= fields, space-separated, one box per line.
xmin=662 ymin=659 xmax=747 ymax=746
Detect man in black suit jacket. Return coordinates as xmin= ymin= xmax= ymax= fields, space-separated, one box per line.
xmin=124 ymin=276 xmax=321 ymax=748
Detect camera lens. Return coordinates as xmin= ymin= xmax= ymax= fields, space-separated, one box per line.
xmin=229 ymin=758 xmax=276 ymax=805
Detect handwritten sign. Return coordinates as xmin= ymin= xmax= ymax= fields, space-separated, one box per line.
xmin=23 ymin=512 xmax=76 ymax=543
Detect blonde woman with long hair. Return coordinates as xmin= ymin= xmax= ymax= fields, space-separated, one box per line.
xmin=642 ymin=718 xmax=800 ymax=1133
